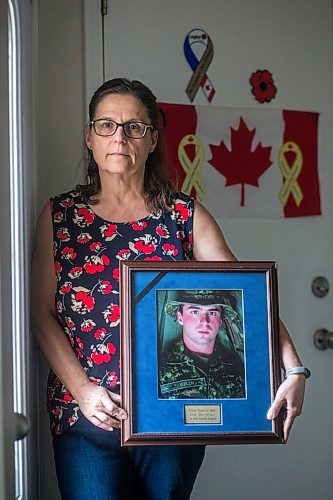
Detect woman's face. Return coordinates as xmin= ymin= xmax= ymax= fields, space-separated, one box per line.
xmin=86 ymin=93 xmax=158 ymax=179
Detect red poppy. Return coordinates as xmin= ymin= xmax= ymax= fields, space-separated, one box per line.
xmin=173 ymin=202 xmax=190 ymax=222
xmin=80 ymin=319 xmax=96 ymax=332
xmin=77 ymin=232 xmax=92 ymax=244
xmin=60 ymin=198 xmax=74 ymax=208
xmin=90 ymin=241 xmax=103 ymax=252
xmin=144 ymin=255 xmax=163 ymax=261
xmin=65 ymin=317 xmax=75 ymax=330
xmin=60 ymin=282 xmax=72 ymax=294
xmin=250 ymin=69 xmax=277 ymax=103
xmin=83 ymin=254 xmax=110 ymax=274
xmin=106 ymin=371 xmax=118 ymax=387
xmin=54 ymin=261 xmax=62 ymax=276
xmin=107 ymin=342 xmax=116 ymax=355
xmin=131 ymin=220 xmax=148 ymax=231
xmin=68 ymin=266 xmax=83 ymax=279
xmin=112 ymin=268 xmax=120 ymax=282
xmin=94 ymin=328 xmax=107 ymax=340
xmin=91 ymin=352 xmax=108 ymax=365
xmin=73 ymin=291 xmax=95 ymax=313
xmin=162 ymin=243 xmax=179 ymax=257
xmin=133 ymin=235 xmax=157 ymax=255
xmin=61 ymin=247 xmax=77 ymax=261
xmin=101 ymin=224 xmax=118 ymax=239
xmin=99 ymin=280 xmax=113 ymax=294
xmin=53 ymin=211 xmax=63 ymax=223
xmin=116 ymin=249 xmax=131 ymax=260
xmin=156 ymin=224 xmax=170 ymax=238
xmin=57 ymin=228 xmax=70 ymax=241
xmin=73 ymin=207 xmax=95 ymax=227
xmin=103 ymin=304 xmax=120 ymax=325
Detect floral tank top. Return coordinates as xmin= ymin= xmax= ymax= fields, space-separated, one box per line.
xmin=48 ymin=189 xmax=194 ymax=436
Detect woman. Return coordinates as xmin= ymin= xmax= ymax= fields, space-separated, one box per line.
xmin=32 ymin=78 xmax=306 ymax=500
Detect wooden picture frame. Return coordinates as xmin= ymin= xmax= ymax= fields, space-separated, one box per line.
xmin=120 ymin=261 xmax=283 ymax=446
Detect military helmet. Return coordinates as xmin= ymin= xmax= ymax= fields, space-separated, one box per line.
xmin=165 ymin=289 xmax=237 ymax=321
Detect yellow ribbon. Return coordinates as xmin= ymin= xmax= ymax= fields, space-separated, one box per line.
xmin=278 ymin=141 xmax=303 ymax=207
xmin=178 ymin=135 xmax=206 ymax=201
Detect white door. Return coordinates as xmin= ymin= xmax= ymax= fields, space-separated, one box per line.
xmin=84 ymin=1 xmax=333 ymax=498
xmin=1 ymin=1 xmax=38 ymax=499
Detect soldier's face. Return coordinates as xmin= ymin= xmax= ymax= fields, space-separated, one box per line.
xmin=177 ymin=304 xmax=222 ymax=354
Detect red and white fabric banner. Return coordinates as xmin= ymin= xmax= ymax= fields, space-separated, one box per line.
xmin=159 ymin=103 xmax=320 ymax=218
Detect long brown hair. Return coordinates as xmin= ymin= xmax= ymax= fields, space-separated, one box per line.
xmin=77 ymin=78 xmax=177 ymax=210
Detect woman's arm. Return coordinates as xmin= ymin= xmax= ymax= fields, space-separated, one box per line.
xmin=32 ymin=202 xmax=127 ymax=430
xmin=193 ymin=201 xmax=306 ymax=441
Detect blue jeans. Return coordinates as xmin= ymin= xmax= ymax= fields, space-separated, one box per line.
xmin=53 ymin=416 xmax=205 ymax=500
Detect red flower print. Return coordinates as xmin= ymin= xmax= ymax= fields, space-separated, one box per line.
xmin=112 ymin=268 xmax=120 ymax=282
xmin=173 ymin=202 xmax=190 ymax=222
xmin=81 ymin=319 xmax=96 ymax=332
xmin=94 ymin=328 xmax=107 ymax=340
xmin=75 ymin=337 xmax=84 ymax=349
xmin=116 ymin=249 xmax=131 ymax=260
xmin=91 ymin=342 xmax=116 ymax=365
xmin=130 ymin=235 xmax=158 ymax=255
xmin=90 ymin=241 xmax=103 ymax=252
xmin=61 ymin=247 xmax=77 ymax=261
xmin=77 ymin=232 xmax=92 ymax=244
xmin=176 ymin=230 xmax=185 ymax=239
xmin=162 ymin=243 xmax=179 ymax=257
xmin=54 ymin=261 xmax=62 ymax=278
xmin=150 ymin=210 xmax=162 ymax=219
xmin=183 ymin=238 xmax=193 ymax=258
xmin=76 ymin=348 xmax=83 ymax=359
xmin=131 ymin=220 xmax=148 ymax=231
xmin=156 ymin=224 xmax=170 ymax=238
xmin=107 ymin=342 xmax=116 ymax=355
xmin=57 ymin=228 xmax=70 ymax=242
xmin=56 ymin=300 xmax=63 ymax=313
xmin=100 ymin=223 xmax=118 ymax=241
xmin=83 ymin=254 xmax=110 ymax=274
xmin=99 ymin=280 xmax=113 ymax=294
xmin=60 ymin=392 xmax=74 ymax=403
xmin=73 ymin=206 xmax=95 ymax=227
xmin=60 ymin=198 xmax=74 ymax=208
xmin=54 ymin=406 xmax=62 ymax=417
xmin=91 ymin=351 xmax=110 ymax=365
xmin=71 ymin=289 xmax=95 ymax=314
xmin=144 ymin=255 xmax=163 ymax=261
xmin=103 ymin=304 xmax=120 ymax=326
xmin=53 ymin=211 xmax=63 ymax=223
xmin=106 ymin=371 xmax=118 ymax=387
xmin=68 ymin=266 xmax=83 ymax=279
xmin=250 ymin=69 xmax=277 ymax=103
xmin=65 ymin=317 xmax=75 ymax=330
xmin=60 ymin=281 xmax=72 ymax=294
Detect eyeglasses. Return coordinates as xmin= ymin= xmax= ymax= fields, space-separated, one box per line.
xmin=90 ymin=119 xmax=154 ymax=139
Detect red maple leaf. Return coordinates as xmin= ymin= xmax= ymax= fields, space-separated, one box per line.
xmin=208 ymin=118 xmax=273 ymax=206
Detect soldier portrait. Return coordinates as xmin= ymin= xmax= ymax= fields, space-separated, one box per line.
xmin=157 ymin=289 xmax=246 ymax=400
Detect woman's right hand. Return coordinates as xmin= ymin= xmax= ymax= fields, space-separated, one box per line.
xmin=75 ymin=381 xmax=127 ymax=431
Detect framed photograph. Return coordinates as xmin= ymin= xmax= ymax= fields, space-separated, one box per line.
xmin=120 ymin=261 xmax=283 ymax=446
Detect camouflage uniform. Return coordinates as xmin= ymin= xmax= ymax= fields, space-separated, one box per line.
xmin=159 ymin=339 xmax=245 ymax=399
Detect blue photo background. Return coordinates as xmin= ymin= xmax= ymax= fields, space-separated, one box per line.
xmin=131 ymin=270 xmax=273 ymax=434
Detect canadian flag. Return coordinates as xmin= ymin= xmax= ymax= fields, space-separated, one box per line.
xmin=159 ymin=103 xmax=320 ymax=218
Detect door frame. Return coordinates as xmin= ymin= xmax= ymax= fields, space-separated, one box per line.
xmin=0 ymin=0 xmax=15 ymax=496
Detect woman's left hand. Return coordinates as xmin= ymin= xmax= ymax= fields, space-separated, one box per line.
xmin=267 ymin=375 xmax=306 ymax=442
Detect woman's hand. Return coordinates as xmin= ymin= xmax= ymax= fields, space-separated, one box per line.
xmin=267 ymin=375 xmax=306 ymax=442
xmin=75 ymin=381 xmax=127 ymax=431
